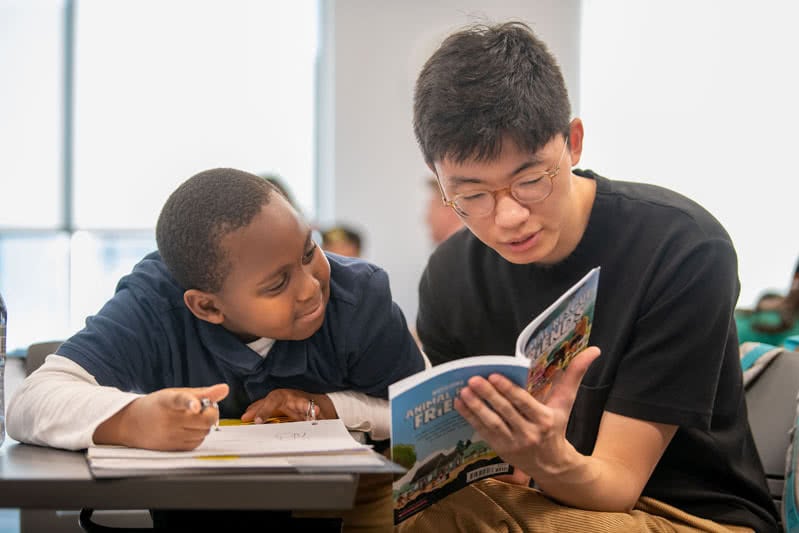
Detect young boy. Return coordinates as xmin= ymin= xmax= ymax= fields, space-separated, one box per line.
xmin=7 ymin=167 xmax=423 ymax=453
xmin=408 ymin=21 xmax=779 ymax=533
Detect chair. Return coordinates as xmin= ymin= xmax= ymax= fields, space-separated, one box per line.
xmin=25 ymin=340 xmax=63 ymax=375
xmin=744 ymin=347 xmax=799 ymax=517
xmin=21 ymin=340 xmax=155 ymax=532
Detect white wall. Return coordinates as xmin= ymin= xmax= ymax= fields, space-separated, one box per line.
xmin=325 ymin=0 xmax=582 ymax=326
xmin=580 ymin=0 xmax=799 ymax=308
xmin=326 ymin=0 xmax=799 ymax=322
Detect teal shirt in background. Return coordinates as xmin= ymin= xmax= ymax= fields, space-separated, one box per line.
xmin=736 ymin=309 xmax=799 ymax=348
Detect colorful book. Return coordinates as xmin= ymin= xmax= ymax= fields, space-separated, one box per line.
xmin=389 ymin=267 xmax=600 ymax=524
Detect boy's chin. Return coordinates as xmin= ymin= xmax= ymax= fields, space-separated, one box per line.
xmin=285 ymin=316 xmax=326 ymax=341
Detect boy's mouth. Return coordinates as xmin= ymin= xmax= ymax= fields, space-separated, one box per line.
xmin=298 ymin=300 xmax=325 ymax=321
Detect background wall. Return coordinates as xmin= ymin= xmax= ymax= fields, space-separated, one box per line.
xmin=325 ymin=0 xmax=582 ymax=327
xmin=579 ymin=0 xmax=799 ymax=309
xmin=3 ymin=0 xmax=796 ymax=352
xmin=325 ymin=0 xmax=799 ymax=326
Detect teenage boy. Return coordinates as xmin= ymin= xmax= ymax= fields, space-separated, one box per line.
xmin=409 ymin=21 xmax=779 ymax=532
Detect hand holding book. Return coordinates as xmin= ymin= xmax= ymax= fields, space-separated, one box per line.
xmin=455 ymin=346 xmax=601 ymax=477
xmin=389 ymin=267 xmax=600 ymax=524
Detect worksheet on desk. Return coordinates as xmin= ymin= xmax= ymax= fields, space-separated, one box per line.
xmin=87 ymin=419 xmax=371 ymax=460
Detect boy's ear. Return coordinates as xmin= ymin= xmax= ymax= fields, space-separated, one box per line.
xmin=184 ymin=289 xmax=224 ymax=324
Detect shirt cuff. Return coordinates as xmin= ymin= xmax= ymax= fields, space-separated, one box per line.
xmin=327 ymin=390 xmax=390 ymax=441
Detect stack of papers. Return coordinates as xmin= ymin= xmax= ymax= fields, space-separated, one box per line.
xmin=87 ymin=419 xmax=402 ymax=478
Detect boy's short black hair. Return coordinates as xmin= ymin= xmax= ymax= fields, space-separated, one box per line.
xmin=413 ymin=21 xmax=571 ymax=166
xmin=156 ymin=168 xmax=278 ymax=292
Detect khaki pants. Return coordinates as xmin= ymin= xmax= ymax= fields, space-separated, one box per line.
xmin=395 ymin=478 xmax=754 ymax=533
xmin=295 ymin=472 xmax=394 ymax=533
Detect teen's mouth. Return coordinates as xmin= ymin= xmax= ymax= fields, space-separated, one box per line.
xmin=502 ymin=231 xmax=541 ymax=253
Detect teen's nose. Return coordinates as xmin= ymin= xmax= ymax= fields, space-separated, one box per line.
xmin=494 ymin=191 xmax=529 ymax=228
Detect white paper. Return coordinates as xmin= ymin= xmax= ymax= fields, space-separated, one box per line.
xmin=88 ymin=419 xmax=370 ymax=460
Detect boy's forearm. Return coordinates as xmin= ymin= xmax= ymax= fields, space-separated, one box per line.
xmin=92 ymin=401 xmax=136 ymax=446
xmin=308 ymin=392 xmax=337 ymax=420
xmin=6 ymin=354 xmax=141 ymax=450
xmin=326 ymin=391 xmax=389 ymax=440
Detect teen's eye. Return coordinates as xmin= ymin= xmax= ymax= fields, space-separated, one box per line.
xmin=302 ymin=242 xmax=318 ymax=264
xmin=515 ymin=175 xmax=545 ymax=190
xmin=460 ymin=191 xmax=489 ymax=202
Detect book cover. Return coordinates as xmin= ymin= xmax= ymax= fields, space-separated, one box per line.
xmin=389 ymin=267 xmax=600 ymax=524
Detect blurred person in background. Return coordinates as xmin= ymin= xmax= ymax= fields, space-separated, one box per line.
xmin=425 ymin=175 xmax=464 ymax=245
xmin=260 ymin=173 xmax=299 ymax=210
xmin=736 ymin=257 xmax=799 ymax=347
xmin=321 ymin=225 xmax=363 ymax=258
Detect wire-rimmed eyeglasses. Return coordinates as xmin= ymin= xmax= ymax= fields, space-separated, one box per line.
xmin=435 ymin=138 xmax=570 ymax=218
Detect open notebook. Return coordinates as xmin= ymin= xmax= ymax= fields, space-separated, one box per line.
xmin=87 ymin=419 xmax=403 ymax=478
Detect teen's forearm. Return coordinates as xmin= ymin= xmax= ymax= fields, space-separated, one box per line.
xmin=532 ymin=449 xmax=646 ymax=512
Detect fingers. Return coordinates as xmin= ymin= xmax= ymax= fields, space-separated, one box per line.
xmin=455 ymin=378 xmax=514 ymax=440
xmin=244 ymin=393 xmax=282 ymax=424
xmin=242 ymin=389 xmax=315 ymax=424
xmin=487 ymin=373 xmax=546 ymax=423
xmin=164 ymin=383 xmax=229 ymax=413
xmin=155 ymin=388 xmax=220 ymax=433
xmin=168 ymin=390 xmax=204 ymax=413
xmin=546 ymin=347 xmax=600 ymax=411
xmin=198 ymin=383 xmax=230 ymax=403
xmin=561 ymin=346 xmax=601 ymax=386
xmin=241 ymin=398 xmax=266 ymax=422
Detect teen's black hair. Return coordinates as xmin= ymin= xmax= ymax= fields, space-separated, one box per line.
xmin=414 ymin=21 xmax=571 ymax=166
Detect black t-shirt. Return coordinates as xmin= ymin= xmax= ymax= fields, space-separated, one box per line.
xmin=417 ymin=170 xmax=779 ymax=532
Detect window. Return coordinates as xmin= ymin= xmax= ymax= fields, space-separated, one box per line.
xmin=0 ymin=0 xmax=320 ymax=353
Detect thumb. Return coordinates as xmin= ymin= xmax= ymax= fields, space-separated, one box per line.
xmin=194 ymin=383 xmax=230 ymax=403
xmin=164 ymin=389 xmax=204 ymax=413
xmin=547 ymin=346 xmax=601 ymax=410
xmin=166 ymin=384 xmax=230 ymax=413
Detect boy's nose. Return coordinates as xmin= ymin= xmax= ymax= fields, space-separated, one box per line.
xmin=297 ymin=268 xmax=321 ymax=301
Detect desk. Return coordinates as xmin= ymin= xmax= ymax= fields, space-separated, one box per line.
xmin=0 ymin=439 xmax=359 ymax=511
xmin=0 ymin=357 xmax=398 ymax=531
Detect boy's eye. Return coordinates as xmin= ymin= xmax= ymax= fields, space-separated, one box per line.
xmin=265 ymin=273 xmax=289 ymax=293
xmin=302 ymin=242 xmax=318 ymax=264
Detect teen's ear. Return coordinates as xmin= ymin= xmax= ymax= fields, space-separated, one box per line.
xmin=184 ymin=289 xmax=224 ymax=324
xmin=567 ymin=118 xmax=584 ymax=167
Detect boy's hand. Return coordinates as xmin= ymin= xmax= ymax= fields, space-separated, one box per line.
xmin=241 ymin=388 xmax=337 ymax=424
xmin=93 ymin=383 xmax=229 ymax=451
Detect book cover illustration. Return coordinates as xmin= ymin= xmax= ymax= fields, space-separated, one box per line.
xmin=520 ymin=267 xmax=600 ymax=402
xmin=389 ymin=267 xmax=600 ymax=524
xmin=389 ymin=358 xmax=528 ymax=524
